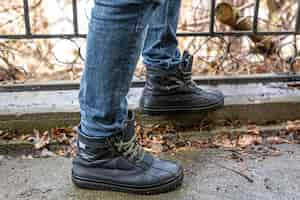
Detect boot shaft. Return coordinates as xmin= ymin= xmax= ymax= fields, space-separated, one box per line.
xmin=144 ymin=51 xmax=194 ymax=95
xmin=76 ymin=111 xmax=139 ymax=162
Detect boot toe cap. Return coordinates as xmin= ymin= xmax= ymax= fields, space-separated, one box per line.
xmin=148 ymin=158 xmax=183 ymax=183
xmin=205 ymin=89 xmax=224 ymax=104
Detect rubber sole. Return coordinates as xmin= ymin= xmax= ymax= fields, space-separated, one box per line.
xmin=141 ymin=98 xmax=224 ymax=116
xmin=72 ymin=169 xmax=184 ymax=195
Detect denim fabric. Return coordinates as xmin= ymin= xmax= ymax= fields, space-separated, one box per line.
xmin=142 ymin=0 xmax=182 ymax=69
xmin=80 ymin=0 xmax=182 ymax=137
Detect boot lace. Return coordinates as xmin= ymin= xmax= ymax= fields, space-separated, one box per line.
xmin=179 ymin=51 xmax=198 ymax=87
xmin=113 ymin=135 xmax=145 ymax=163
xmin=179 ymin=68 xmax=198 ymax=88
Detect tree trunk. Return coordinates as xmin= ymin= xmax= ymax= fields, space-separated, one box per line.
xmin=216 ymin=2 xmax=276 ymax=55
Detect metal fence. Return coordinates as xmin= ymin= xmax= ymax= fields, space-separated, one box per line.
xmin=1 ymin=0 xmax=300 ymax=39
xmin=1 ymin=0 xmax=300 ymax=89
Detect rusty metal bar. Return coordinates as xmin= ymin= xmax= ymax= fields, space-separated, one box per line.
xmin=23 ymin=0 xmax=31 ymax=35
xmin=253 ymin=0 xmax=261 ymax=33
xmin=72 ymin=0 xmax=79 ymax=35
xmin=296 ymin=0 xmax=300 ymax=32
xmin=209 ymin=0 xmax=216 ymax=34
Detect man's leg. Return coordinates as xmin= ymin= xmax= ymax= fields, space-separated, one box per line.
xmin=140 ymin=1 xmax=224 ymax=114
xmin=72 ymin=0 xmax=183 ymax=194
xmin=79 ymin=1 xmax=147 ymax=138
xmin=142 ymin=0 xmax=182 ymax=69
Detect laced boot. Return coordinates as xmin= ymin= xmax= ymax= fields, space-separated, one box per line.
xmin=140 ymin=51 xmax=224 ymax=114
xmin=72 ymin=111 xmax=184 ymax=194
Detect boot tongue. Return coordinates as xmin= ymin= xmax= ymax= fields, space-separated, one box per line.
xmin=180 ymin=51 xmax=194 ymax=73
xmin=122 ymin=111 xmax=135 ymax=142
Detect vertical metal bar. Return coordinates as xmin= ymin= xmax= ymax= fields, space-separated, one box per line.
xmin=72 ymin=0 xmax=79 ymax=35
xmin=23 ymin=0 xmax=31 ymax=35
xmin=210 ymin=0 xmax=216 ymax=34
xmin=295 ymin=0 xmax=300 ymax=32
xmin=253 ymin=0 xmax=260 ymax=33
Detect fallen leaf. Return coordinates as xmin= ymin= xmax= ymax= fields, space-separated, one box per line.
xmin=56 ymin=148 xmax=67 ymax=157
xmin=0 ymin=131 xmax=16 ymax=140
xmin=286 ymin=120 xmax=300 ymax=132
xmin=237 ymin=134 xmax=263 ymax=148
xmin=150 ymin=143 xmax=163 ymax=154
xmin=21 ymin=155 xmax=34 ymax=160
xmin=40 ymin=148 xmax=56 ymax=158
xmin=247 ymin=125 xmax=260 ymax=135
xmin=191 ymin=140 xmax=214 ymax=149
xmin=266 ymin=136 xmax=290 ymax=145
xmin=34 ymin=130 xmax=50 ymax=150
xmin=19 ymin=134 xmax=31 ymax=141
xmin=213 ymin=133 xmax=235 ymax=148
xmin=51 ymin=128 xmax=76 ymax=145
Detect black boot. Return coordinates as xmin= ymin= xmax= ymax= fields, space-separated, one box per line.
xmin=140 ymin=51 xmax=224 ymax=115
xmin=72 ymin=111 xmax=183 ymax=194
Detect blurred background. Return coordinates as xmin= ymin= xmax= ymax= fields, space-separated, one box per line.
xmin=0 ymin=0 xmax=300 ymax=83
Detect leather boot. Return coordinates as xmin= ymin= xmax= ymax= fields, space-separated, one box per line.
xmin=140 ymin=51 xmax=224 ymax=114
xmin=72 ymin=111 xmax=183 ymax=194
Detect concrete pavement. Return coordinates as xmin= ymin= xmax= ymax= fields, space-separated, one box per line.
xmin=1 ymin=144 xmax=300 ymax=200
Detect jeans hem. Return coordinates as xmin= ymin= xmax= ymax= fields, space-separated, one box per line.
xmin=143 ymin=59 xmax=182 ymax=70
xmin=79 ymin=122 xmax=121 ymax=138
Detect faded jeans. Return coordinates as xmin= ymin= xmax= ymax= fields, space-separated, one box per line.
xmin=79 ymin=0 xmax=182 ymax=137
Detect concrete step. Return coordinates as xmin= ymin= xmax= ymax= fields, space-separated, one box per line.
xmin=1 ymin=82 xmax=300 ymax=133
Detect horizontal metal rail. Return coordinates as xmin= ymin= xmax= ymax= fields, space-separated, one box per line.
xmin=1 ymin=74 xmax=300 ymax=92
xmin=2 ymin=31 xmax=300 ymax=40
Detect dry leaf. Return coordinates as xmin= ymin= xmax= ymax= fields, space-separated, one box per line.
xmin=51 ymin=127 xmax=76 ymax=144
xmin=213 ymin=133 xmax=235 ymax=148
xmin=247 ymin=125 xmax=260 ymax=135
xmin=266 ymin=136 xmax=290 ymax=145
xmin=19 ymin=134 xmax=31 ymax=141
xmin=151 ymin=143 xmax=163 ymax=154
xmin=237 ymin=134 xmax=262 ymax=148
xmin=40 ymin=148 xmax=56 ymax=158
xmin=286 ymin=121 xmax=300 ymax=132
xmin=56 ymin=149 xmax=67 ymax=157
xmin=34 ymin=130 xmax=50 ymax=150
xmin=191 ymin=140 xmax=213 ymax=149
xmin=0 ymin=131 xmax=16 ymax=140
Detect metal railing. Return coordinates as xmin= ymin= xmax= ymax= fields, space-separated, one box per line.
xmin=0 ymin=0 xmax=300 ymax=39
xmin=1 ymin=0 xmax=300 ymax=90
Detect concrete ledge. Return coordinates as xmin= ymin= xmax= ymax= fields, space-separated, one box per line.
xmin=0 ymin=123 xmax=288 ymax=154
xmin=1 ymin=82 xmax=300 ymax=133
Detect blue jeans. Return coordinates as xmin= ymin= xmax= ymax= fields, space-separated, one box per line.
xmin=79 ymin=0 xmax=182 ymax=137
